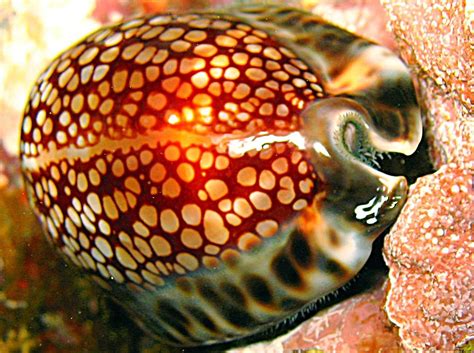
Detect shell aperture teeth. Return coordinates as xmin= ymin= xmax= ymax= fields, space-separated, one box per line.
xmin=301 ymin=97 xmax=410 ymax=240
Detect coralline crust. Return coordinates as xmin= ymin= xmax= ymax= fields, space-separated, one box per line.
xmin=380 ymin=0 xmax=473 ymax=350
xmin=381 ymin=0 xmax=473 ymax=113
xmin=381 ymin=0 xmax=473 ymax=169
xmin=384 ymin=164 xmax=473 ymax=350
xmin=281 ymin=285 xmax=402 ymax=352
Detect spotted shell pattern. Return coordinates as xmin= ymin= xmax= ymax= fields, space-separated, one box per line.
xmin=20 ymin=5 xmax=422 ymax=347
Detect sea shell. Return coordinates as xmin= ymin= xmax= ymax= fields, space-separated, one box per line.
xmin=19 ymin=4 xmax=421 ymax=347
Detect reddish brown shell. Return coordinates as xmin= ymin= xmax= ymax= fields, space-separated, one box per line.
xmin=19 ymin=5 xmax=422 ymax=347
xmin=20 ymin=12 xmax=323 ymax=284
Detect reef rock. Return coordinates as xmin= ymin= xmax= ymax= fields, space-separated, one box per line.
xmin=384 ymin=165 xmax=473 ymax=350
xmin=381 ymin=0 xmax=473 ymax=350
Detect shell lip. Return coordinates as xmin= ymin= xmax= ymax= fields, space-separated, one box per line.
xmin=367 ymin=108 xmax=423 ymax=156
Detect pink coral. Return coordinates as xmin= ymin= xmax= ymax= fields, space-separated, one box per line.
xmin=384 ymin=164 xmax=473 ymax=350
xmin=381 ymin=0 xmax=473 ymax=113
xmin=282 ymin=284 xmax=402 ymax=352
xmin=381 ymin=0 xmax=472 ymax=169
xmin=380 ymin=0 xmax=473 ymax=350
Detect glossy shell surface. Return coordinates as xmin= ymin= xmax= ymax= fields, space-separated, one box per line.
xmin=20 ymin=5 xmax=422 ymax=347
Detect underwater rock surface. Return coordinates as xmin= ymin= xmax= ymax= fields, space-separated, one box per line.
xmin=384 ymin=164 xmax=473 ymax=350
xmin=381 ymin=0 xmax=473 ymax=350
